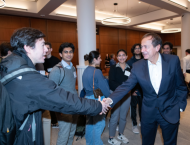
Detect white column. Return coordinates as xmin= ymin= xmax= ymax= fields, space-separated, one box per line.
xmin=181 ymin=13 xmax=190 ymax=59
xmin=76 ymin=0 xmax=96 ymax=96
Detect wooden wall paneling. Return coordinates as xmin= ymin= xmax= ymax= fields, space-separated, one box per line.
xmin=174 ymin=32 xmax=181 ymax=46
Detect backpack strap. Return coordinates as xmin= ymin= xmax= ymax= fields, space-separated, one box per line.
xmin=1 ymin=68 xmax=37 ymax=85
xmin=19 ymin=113 xmax=36 ymax=142
xmin=57 ymin=66 xmax=65 ymax=86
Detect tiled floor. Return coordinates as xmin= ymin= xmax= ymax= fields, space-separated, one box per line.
xmin=51 ymin=98 xmax=190 ymax=145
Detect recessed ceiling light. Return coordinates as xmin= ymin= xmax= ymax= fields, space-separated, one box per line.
xmin=139 ymin=2 xmax=141 ymax=3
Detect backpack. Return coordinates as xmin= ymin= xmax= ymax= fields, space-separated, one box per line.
xmin=75 ymin=115 xmax=86 ymax=141
xmin=0 ymin=67 xmax=37 ymax=145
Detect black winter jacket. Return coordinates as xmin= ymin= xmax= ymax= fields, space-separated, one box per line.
xmin=1 ymin=51 xmax=102 ymax=145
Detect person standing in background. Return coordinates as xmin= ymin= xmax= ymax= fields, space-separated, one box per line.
xmin=83 ymin=51 xmax=111 ymax=145
xmin=49 ymin=42 xmax=78 ymax=145
xmin=162 ymin=42 xmax=173 ymax=54
xmin=43 ymin=42 xmax=60 ymax=128
xmin=105 ymin=54 xmax=110 ymax=68
xmin=44 ymin=42 xmax=60 ymax=73
xmin=110 ymin=54 xmax=116 ymax=66
xmin=183 ymin=49 xmax=190 ymax=78
xmin=108 ymin=49 xmax=131 ymax=145
xmin=127 ymin=43 xmax=143 ymax=134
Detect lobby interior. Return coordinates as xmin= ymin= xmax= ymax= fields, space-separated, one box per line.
xmin=0 ymin=0 xmax=190 ymax=145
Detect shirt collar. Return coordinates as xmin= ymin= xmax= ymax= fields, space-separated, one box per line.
xmin=61 ymin=59 xmax=73 ymax=69
xmin=116 ymin=62 xmax=130 ymax=70
xmin=148 ymin=53 xmax=162 ymax=66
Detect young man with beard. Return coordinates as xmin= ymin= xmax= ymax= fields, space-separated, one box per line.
xmin=0 ymin=27 xmax=110 ymax=145
xmin=127 ymin=43 xmax=143 ymax=134
xmin=49 ymin=43 xmax=78 ymax=145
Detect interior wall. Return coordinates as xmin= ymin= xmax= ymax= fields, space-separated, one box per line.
xmin=0 ymin=14 xmax=182 ymax=70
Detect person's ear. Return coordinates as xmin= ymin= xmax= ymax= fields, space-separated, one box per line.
xmin=51 ymin=48 xmax=53 ymax=52
xmin=59 ymin=53 xmax=62 ymax=58
xmin=24 ymin=45 xmax=32 ymax=54
xmin=156 ymin=44 xmax=161 ymax=52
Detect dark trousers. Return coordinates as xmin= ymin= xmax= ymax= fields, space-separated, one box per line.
xmin=131 ymin=95 xmax=142 ymax=126
xmin=50 ymin=111 xmax=57 ymax=124
xmin=141 ymin=110 xmax=179 ymax=145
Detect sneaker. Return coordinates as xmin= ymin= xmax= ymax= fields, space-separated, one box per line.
xmin=108 ymin=138 xmax=122 ymax=145
xmin=117 ymin=134 xmax=129 ymax=144
xmin=116 ymin=126 xmax=119 ymax=131
xmin=51 ymin=123 xmax=59 ymax=128
xmin=132 ymin=126 xmax=139 ymax=134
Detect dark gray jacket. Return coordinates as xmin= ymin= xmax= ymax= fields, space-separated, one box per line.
xmin=1 ymin=50 xmax=102 ymax=145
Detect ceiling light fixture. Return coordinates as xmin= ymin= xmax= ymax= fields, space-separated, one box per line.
xmin=56 ymin=13 xmax=76 ymax=18
xmin=139 ymin=2 xmax=141 ymax=3
xmin=161 ymin=28 xmax=181 ymax=33
xmin=137 ymin=25 xmax=162 ymax=31
xmin=101 ymin=3 xmax=131 ymax=25
xmin=4 ymin=6 xmax=27 ymax=11
xmin=0 ymin=0 xmax=6 ymax=8
xmin=168 ymin=0 xmax=188 ymax=9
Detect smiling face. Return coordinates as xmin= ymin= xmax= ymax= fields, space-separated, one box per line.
xmin=162 ymin=44 xmax=172 ymax=54
xmin=59 ymin=47 xmax=74 ymax=63
xmin=117 ymin=51 xmax=127 ymax=64
xmin=25 ymin=38 xmax=48 ymax=65
xmin=134 ymin=45 xmax=141 ymax=55
xmin=141 ymin=36 xmax=160 ymax=63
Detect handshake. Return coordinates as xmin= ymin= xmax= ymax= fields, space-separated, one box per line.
xmin=98 ymin=96 xmax=113 ymax=115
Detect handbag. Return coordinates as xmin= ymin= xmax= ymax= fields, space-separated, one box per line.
xmin=93 ymin=69 xmax=103 ymax=98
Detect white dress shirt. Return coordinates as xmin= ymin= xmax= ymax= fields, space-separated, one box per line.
xmin=148 ymin=53 xmax=162 ymax=94
xmin=148 ymin=53 xmax=183 ymax=112
xmin=183 ymin=54 xmax=190 ymax=74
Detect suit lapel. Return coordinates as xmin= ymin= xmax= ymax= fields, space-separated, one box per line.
xmin=144 ymin=60 xmax=157 ymax=94
xmin=158 ymin=54 xmax=168 ymax=95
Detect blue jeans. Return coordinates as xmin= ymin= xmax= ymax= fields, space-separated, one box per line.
xmin=85 ymin=95 xmax=105 ymax=145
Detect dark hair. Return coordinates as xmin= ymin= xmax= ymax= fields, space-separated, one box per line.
xmin=117 ymin=49 xmax=127 ymax=56
xmin=162 ymin=42 xmax=173 ymax=50
xmin=10 ymin=27 xmax=45 ymax=53
xmin=59 ymin=42 xmax=75 ymax=53
xmin=110 ymin=54 xmax=115 ymax=59
xmin=131 ymin=43 xmax=141 ymax=55
xmin=45 ymin=42 xmax=52 ymax=49
xmin=186 ymin=49 xmax=190 ymax=54
xmin=0 ymin=42 xmax=13 ymax=56
xmin=142 ymin=33 xmax=162 ymax=48
xmin=84 ymin=51 xmax=100 ymax=64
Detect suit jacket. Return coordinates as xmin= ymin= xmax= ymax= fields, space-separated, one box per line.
xmin=110 ymin=54 xmax=187 ymax=124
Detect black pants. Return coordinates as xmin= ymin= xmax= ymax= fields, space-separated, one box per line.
xmin=141 ymin=110 xmax=179 ymax=145
xmin=131 ymin=95 xmax=142 ymax=126
xmin=50 ymin=111 xmax=57 ymax=124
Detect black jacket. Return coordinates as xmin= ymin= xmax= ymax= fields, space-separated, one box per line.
xmin=109 ymin=63 xmax=131 ymax=91
xmin=1 ymin=51 xmax=102 ymax=145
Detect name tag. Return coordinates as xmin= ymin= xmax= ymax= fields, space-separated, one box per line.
xmin=73 ymin=72 xmax=77 ymax=78
xmin=125 ymin=71 xmax=130 ymax=76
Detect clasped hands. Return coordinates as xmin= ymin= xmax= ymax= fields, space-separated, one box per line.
xmin=98 ymin=96 xmax=113 ymax=115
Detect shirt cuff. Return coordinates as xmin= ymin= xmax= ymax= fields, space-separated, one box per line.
xmin=107 ymin=98 xmax=113 ymax=105
xmin=180 ymin=108 xmax=183 ymax=112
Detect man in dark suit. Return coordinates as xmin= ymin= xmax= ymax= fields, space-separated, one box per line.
xmin=107 ymin=33 xmax=187 ymax=145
